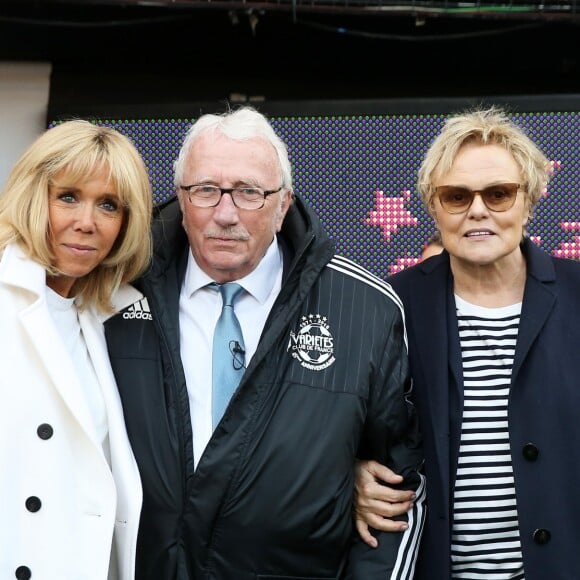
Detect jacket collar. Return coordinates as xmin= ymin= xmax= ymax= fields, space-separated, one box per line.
xmin=0 ymin=242 xmax=46 ymax=297
xmin=277 ymin=194 xmax=335 ymax=302
xmin=149 ymin=194 xmax=335 ymax=289
xmin=102 ymin=284 xmax=143 ymax=322
xmin=512 ymin=238 xmax=556 ymax=380
xmin=149 ymin=196 xmax=190 ymax=281
xmin=521 ymin=236 xmax=556 ymax=282
xmin=150 ymin=194 xmax=335 ymax=379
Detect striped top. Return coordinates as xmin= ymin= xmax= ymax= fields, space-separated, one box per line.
xmin=451 ymin=295 xmax=525 ymax=579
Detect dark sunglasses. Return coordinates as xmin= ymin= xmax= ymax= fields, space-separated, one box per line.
xmin=435 ymin=182 xmax=521 ymax=214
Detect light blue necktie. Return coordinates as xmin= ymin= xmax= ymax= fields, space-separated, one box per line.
xmin=211 ymin=283 xmax=245 ymax=428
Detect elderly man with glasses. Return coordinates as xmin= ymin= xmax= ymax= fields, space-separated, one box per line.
xmin=104 ymin=106 xmax=425 ymax=580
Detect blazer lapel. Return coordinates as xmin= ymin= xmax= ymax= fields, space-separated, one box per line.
xmin=407 ymin=256 xmax=455 ymax=505
xmin=512 ymin=241 xmax=556 ymax=383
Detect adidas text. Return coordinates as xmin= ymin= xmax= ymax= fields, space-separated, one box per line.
xmin=123 ymin=298 xmax=153 ymax=321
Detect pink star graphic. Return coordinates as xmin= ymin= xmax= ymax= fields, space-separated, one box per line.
xmin=542 ymin=160 xmax=562 ymax=197
xmin=553 ymin=222 xmax=580 ymax=259
xmin=365 ymin=190 xmax=418 ymax=242
xmin=389 ymin=257 xmax=421 ymax=275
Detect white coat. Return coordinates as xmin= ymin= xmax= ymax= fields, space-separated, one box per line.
xmin=0 ymin=243 xmax=143 ymax=580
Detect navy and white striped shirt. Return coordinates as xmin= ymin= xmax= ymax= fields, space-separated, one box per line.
xmin=451 ymin=295 xmax=525 ymax=580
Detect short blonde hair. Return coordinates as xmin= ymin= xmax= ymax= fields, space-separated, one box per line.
xmin=0 ymin=120 xmax=152 ymax=312
xmin=418 ymin=107 xmax=550 ymax=216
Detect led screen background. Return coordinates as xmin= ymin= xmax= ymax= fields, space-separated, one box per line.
xmin=58 ymin=109 xmax=580 ymax=281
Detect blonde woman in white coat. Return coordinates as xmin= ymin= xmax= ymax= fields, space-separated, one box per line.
xmin=0 ymin=121 xmax=152 ymax=580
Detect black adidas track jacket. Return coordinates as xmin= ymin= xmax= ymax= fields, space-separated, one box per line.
xmin=105 ymin=195 xmax=425 ymax=580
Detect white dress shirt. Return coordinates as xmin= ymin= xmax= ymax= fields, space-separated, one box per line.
xmin=179 ymin=239 xmax=283 ymax=468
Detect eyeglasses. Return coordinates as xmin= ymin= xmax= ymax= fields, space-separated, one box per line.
xmin=436 ymin=183 xmax=521 ymax=214
xmin=179 ymin=184 xmax=283 ymax=210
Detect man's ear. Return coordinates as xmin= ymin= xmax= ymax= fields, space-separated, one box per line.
xmin=282 ymin=189 xmax=293 ymax=213
xmin=177 ymin=190 xmax=185 ymax=213
xmin=276 ymin=189 xmax=293 ymax=232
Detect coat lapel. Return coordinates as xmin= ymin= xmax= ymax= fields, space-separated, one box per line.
xmin=0 ymin=245 xmax=96 ymax=444
xmin=19 ymin=292 xmax=100 ymax=446
xmin=79 ymin=308 xmax=120 ymax=431
xmin=406 ymin=255 xmax=455 ymax=505
xmin=512 ymin=241 xmax=556 ymax=383
xmin=1 ymin=243 xmax=142 ymax=452
xmin=81 ymin=308 xmax=142 ymax=503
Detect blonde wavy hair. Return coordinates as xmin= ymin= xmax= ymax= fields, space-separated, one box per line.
xmin=0 ymin=120 xmax=152 ymax=312
xmin=418 ymin=107 xmax=550 ymax=216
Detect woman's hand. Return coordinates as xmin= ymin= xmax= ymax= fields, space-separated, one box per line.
xmin=354 ymin=460 xmax=416 ymax=548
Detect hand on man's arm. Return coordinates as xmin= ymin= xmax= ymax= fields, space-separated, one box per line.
xmin=354 ymin=460 xmax=416 ymax=548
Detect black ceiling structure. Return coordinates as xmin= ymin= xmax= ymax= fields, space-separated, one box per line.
xmin=1 ymin=0 xmax=580 ymax=115
xmin=2 ymin=0 xmax=579 ymax=21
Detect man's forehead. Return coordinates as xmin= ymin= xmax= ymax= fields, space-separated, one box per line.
xmin=186 ymin=133 xmax=280 ymax=176
xmin=192 ymin=131 xmax=273 ymax=152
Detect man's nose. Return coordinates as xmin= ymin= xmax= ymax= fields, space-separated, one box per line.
xmin=212 ymin=192 xmax=240 ymax=224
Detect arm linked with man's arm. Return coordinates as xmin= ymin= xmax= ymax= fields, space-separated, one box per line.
xmin=345 ymin=305 xmax=426 ymax=580
xmin=354 ymin=459 xmax=415 ymax=548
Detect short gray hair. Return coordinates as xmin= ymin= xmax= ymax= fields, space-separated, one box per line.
xmin=173 ymin=106 xmax=293 ymax=192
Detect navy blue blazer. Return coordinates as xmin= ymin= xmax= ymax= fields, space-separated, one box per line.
xmin=389 ymin=238 xmax=580 ymax=580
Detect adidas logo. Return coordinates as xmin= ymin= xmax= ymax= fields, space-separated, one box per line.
xmin=122 ymin=297 xmax=153 ymax=320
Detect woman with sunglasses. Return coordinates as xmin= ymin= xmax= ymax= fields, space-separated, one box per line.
xmin=354 ymin=107 xmax=580 ymax=579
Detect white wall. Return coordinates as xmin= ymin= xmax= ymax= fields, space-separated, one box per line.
xmin=0 ymin=61 xmax=52 ymax=190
